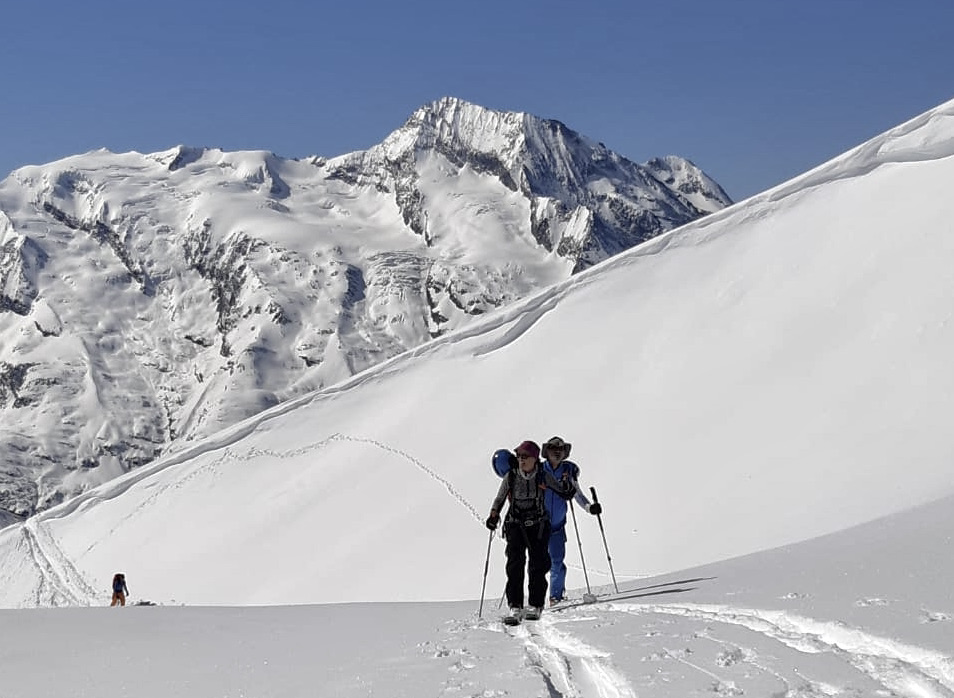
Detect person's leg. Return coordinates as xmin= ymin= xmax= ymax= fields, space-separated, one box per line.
xmin=527 ymin=527 xmax=552 ymax=609
xmin=548 ymin=526 xmax=568 ymax=601
xmin=110 ymin=593 xmax=119 ymax=607
xmin=119 ymin=593 xmax=126 ymax=607
xmin=504 ymin=527 xmax=528 ymax=609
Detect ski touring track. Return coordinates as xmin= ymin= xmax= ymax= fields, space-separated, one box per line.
xmin=506 ymin=616 xmax=638 ymax=698
xmin=455 ymin=589 xmax=954 ymax=698
xmin=20 ymin=517 xmax=98 ymax=607
xmin=610 ymin=601 xmax=954 ymax=698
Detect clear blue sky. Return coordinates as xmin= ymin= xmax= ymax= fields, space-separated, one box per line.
xmin=1 ymin=0 xmax=952 ymax=201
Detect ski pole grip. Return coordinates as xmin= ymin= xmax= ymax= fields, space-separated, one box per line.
xmin=590 ymin=486 xmax=599 ymax=504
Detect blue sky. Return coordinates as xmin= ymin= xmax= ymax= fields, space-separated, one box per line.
xmin=1 ymin=0 xmax=952 ymax=201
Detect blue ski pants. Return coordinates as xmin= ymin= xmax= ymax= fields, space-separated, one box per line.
xmin=548 ymin=526 xmax=568 ymax=601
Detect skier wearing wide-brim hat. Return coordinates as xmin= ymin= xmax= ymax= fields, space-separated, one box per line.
xmin=540 ymin=436 xmax=601 ymax=606
xmin=485 ymin=439 xmax=576 ymax=622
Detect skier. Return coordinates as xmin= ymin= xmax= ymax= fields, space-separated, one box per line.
xmin=540 ymin=436 xmax=602 ymax=605
xmin=485 ymin=440 xmax=575 ymax=623
xmin=110 ymin=573 xmax=129 ymax=607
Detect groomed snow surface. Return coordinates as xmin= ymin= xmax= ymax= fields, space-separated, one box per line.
xmin=3 ymin=98 xmax=954 ymax=696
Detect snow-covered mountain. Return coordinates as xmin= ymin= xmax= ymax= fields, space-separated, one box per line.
xmin=1 ymin=95 xmax=953 ymax=608
xmin=0 ymin=97 xmax=730 ymax=521
xmin=2 ymin=94 xmax=954 ymax=698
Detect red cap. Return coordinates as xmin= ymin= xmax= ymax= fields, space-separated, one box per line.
xmin=514 ymin=440 xmax=540 ymax=459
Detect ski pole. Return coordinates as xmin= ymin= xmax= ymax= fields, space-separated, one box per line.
xmin=478 ymin=526 xmax=495 ymax=619
xmin=590 ymin=487 xmax=619 ymax=593
xmin=569 ymin=500 xmax=595 ymax=601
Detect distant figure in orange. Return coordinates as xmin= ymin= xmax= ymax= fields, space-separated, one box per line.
xmin=110 ymin=573 xmax=129 ymax=606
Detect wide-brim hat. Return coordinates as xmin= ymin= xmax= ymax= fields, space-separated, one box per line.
xmin=542 ymin=436 xmax=572 ymax=458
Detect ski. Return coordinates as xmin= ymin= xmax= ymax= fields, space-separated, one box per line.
xmin=502 ymin=611 xmax=522 ymax=626
xmin=548 ymin=579 xmax=705 ymax=613
xmin=502 ymin=609 xmax=544 ymax=626
xmin=523 ymin=607 xmax=542 ymax=621
xmin=547 ymin=592 xmax=619 ymax=612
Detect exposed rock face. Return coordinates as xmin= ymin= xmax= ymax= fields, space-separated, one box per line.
xmin=0 ymin=97 xmax=731 ymax=521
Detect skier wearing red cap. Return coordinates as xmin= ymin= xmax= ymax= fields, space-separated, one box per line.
xmin=485 ymin=439 xmax=575 ymax=623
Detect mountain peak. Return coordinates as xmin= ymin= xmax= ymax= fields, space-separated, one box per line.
xmin=379 ymin=98 xmax=730 ymax=212
xmin=377 ymin=97 xmax=526 ymax=163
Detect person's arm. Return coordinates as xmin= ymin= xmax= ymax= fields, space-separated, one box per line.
xmin=486 ymin=476 xmax=510 ymax=529
xmin=489 ymin=476 xmax=510 ymax=516
xmin=569 ymin=465 xmax=591 ymax=509
xmin=542 ymin=469 xmax=576 ymax=500
xmin=572 ymin=465 xmax=602 ymax=515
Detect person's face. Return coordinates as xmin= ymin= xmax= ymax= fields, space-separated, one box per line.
xmin=546 ymin=447 xmax=564 ymax=464
xmin=516 ymin=451 xmax=536 ymax=471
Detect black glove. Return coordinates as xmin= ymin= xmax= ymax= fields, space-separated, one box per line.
xmin=485 ymin=513 xmax=500 ymax=530
xmin=589 ymin=503 xmax=602 ymax=516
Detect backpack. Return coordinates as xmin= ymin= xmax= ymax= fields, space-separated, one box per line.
xmin=491 ymin=449 xmax=575 ymax=524
xmin=505 ymin=467 xmax=548 ymax=522
xmin=491 ymin=449 xmax=517 ymax=477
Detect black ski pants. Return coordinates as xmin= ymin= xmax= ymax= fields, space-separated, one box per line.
xmin=504 ymin=518 xmax=551 ymax=609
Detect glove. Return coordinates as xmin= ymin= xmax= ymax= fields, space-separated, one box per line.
xmin=589 ymin=503 xmax=602 ymax=516
xmin=485 ymin=513 xmax=500 ymax=530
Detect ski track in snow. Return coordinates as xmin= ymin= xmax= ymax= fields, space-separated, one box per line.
xmin=337 ymin=435 xmax=483 ymax=521
xmin=508 ymin=618 xmax=637 ymax=698
xmin=20 ymin=519 xmax=97 ymax=606
xmin=81 ymin=432 xmax=481 ymax=556
xmin=77 ymin=433 xmax=351 ymax=555
xmin=615 ymin=602 xmax=954 ymax=698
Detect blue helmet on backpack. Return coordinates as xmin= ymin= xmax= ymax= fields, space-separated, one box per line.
xmin=492 ymin=449 xmax=517 ymax=477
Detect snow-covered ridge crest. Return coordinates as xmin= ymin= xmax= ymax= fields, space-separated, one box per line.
xmin=0 ymin=98 xmax=729 ymax=522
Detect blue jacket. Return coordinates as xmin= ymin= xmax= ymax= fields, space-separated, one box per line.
xmin=542 ymin=459 xmax=591 ymax=531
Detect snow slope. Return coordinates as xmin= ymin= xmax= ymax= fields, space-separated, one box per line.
xmin=2 ymin=493 xmax=953 ymax=697
xmin=2 ymin=96 xmax=954 ymax=698
xmin=2 ymin=98 xmax=954 ymax=607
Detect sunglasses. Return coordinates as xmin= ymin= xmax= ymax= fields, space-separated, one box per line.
xmin=516 ymin=452 xmax=536 ymax=460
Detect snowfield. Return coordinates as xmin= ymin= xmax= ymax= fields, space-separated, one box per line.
xmin=3 ymin=495 xmax=954 ymax=697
